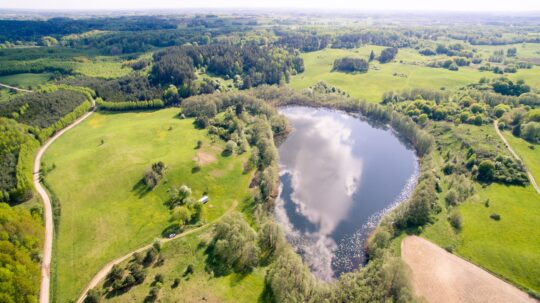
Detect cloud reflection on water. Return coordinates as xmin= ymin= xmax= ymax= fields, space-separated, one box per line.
xmin=275 ymin=106 xmax=417 ymax=281
xmin=276 ymin=107 xmax=363 ymax=281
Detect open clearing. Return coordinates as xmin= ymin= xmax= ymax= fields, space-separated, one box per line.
xmin=0 ymin=73 xmax=52 ymax=88
xmin=289 ymin=46 xmax=493 ymax=102
xmin=43 ymin=108 xmax=252 ymax=302
xmin=501 ymin=131 xmax=540 ymax=189
xmin=98 ymin=228 xmax=266 ymax=303
xmin=402 ymin=236 xmax=536 ymax=303
xmin=289 ymin=46 xmax=540 ymax=102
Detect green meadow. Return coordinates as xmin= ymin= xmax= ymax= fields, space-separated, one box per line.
xmin=0 ymin=73 xmax=52 ymax=88
xmin=289 ymin=46 xmax=492 ymax=102
xmin=43 ymin=108 xmax=253 ymax=302
xmin=101 ymin=229 xmax=266 ymax=303
xmin=422 ymin=123 xmax=540 ymax=294
xmin=502 ymin=131 xmax=540 ymax=184
xmin=74 ymin=58 xmax=132 ymax=79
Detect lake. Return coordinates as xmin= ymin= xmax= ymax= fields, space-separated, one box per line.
xmin=275 ymin=106 xmax=418 ymax=281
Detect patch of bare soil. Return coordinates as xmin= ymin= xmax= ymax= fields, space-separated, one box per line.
xmin=194 ymin=150 xmax=217 ymax=166
xmin=401 ymin=236 xmax=537 ymax=303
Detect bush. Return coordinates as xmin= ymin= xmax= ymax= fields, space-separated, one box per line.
xmin=490 ymin=213 xmax=501 ymax=221
xmin=84 ymin=289 xmax=101 ymax=303
xmin=477 ymin=160 xmax=495 ymax=182
xmin=449 ymin=211 xmax=463 ymax=230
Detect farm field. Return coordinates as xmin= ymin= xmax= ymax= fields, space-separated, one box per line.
xmin=289 ymin=46 xmax=492 ymax=102
xmin=42 ymin=108 xmax=253 ymax=302
xmin=100 ymin=229 xmax=266 ymax=303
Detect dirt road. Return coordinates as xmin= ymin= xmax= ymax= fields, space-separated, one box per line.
xmin=34 ymin=108 xmax=95 ymax=303
xmin=0 ymin=82 xmax=33 ymax=92
xmin=494 ymin=120 xmax=540 ymax=195
xmin=402 ymin=236 xmax=537 ymax=303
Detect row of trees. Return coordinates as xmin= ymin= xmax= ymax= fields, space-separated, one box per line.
xmin=97 ymin=98 xmax=165 ymax=111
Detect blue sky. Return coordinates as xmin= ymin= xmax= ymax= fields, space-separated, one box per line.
xmin=0 ymin=0 xmax=539 ymax=12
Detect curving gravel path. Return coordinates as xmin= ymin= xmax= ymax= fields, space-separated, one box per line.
xmin=34 ymin=108 xmax=95 ymax=303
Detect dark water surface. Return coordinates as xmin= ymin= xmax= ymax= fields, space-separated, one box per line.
xmin=275 ymin=106 xmax=418 ymax=281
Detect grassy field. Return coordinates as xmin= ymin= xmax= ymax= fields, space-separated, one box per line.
xmin=43 ymin=108 xmax=253 ymax=302
xmin=0 ymin=72 xmax=52 ymax=88
xmin=502 ymin=131 xmax=540 ymax=184
xmin=289 ymin=46 xmax=492 ymax=102
xmin=456 ymin=184 xmax=540 ymax=293
xmin=74 ymin=57 xmax=132 ymax=78
xmin=100 ymin=229 xmax=266 ymax=303
xmin=422 ymin=122 xmax=540 ymax=294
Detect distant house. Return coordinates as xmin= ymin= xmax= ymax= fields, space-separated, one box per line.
xmin=198 ymin=195 xmax=209 ymax=204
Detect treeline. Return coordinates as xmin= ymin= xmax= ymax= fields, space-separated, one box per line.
xmin=0 ymin=16 xmax=178 ymax=43
xmin=0 ymin=118 xmax=39 ymax=204
xmin=252 ymin=85 xmax=434 ymax=156
xmin=151 ymin=42 xmax=304 ymax=92
xmin=97 ymin=98 xmax=164 ymax=111
xmin=62 ymin=75 xmax=162 ymax=102
xmin=0 ymin=58 xmax=74 ymax=76
xmin=332 ymin=30 xmax=413 ymax=49
xmin=333 ymin=57 xmax=369 ymax=73
xmin=0 ymin=86 xmax=91 ymax=129
xmin=62 ymin=20 xmax=252 ymax=55
xmin=275 ymin=31 xmax=331 ymax=52
xmin=0 ymin=203 xmax=43 ymax=303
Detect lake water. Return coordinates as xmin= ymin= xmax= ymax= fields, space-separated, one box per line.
xmin=275 ymin=106 xmax=418 ymax=281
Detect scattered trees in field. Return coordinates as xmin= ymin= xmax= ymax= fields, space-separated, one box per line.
xmin=144 ymin=161 xmax=165 ymax=189
xmin=332 ymin=57 xmax=369 ymax=73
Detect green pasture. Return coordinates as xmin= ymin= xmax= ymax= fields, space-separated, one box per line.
xmin=74 ymin=57 xmax=132 ymax=79
xmin=43 ymin=108 xmax=253 ymax=302
xmin=101 ymin=230 xmax=266 ymax=303
xmin=0 ymin=73 xmax=52 ymax=89
xmin=289 ymin=46 xmax=491 ymax=102
xmin=502 ymin=131 xmax=540 ymax=184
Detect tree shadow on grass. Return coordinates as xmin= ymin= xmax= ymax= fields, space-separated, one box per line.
xmin=204 ymin=244 xmax=231 ymax=277
xmin=258 ymin=282 xmax=276 ymax=303
xmin=132 ymin=179 xmax=151 ymax=198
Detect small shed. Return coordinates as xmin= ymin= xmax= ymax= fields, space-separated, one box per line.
xmin=198 ymin=195 xmax=209 ymax=204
